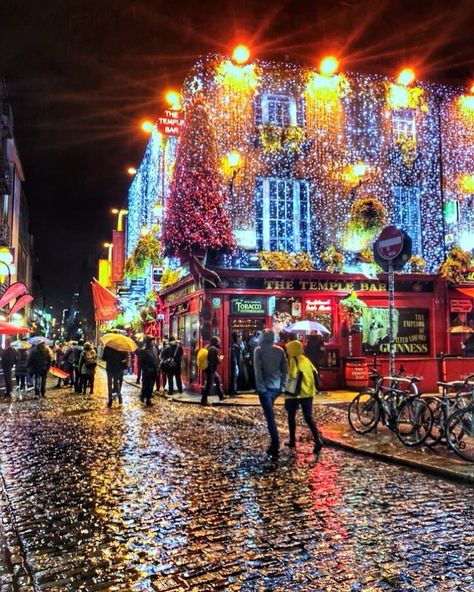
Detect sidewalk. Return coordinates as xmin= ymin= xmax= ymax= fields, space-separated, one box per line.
xmin=122 ymin=373 xmax=474 ymax=484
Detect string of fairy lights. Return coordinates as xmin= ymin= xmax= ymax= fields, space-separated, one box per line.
xmin=128 ymin=46 xmax=474 ymax=276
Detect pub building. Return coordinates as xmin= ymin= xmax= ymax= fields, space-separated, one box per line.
xmin=125 ymin=50 xmax=474 ymax=392
xmin=160 ymin=269 xmax=474 ymax=394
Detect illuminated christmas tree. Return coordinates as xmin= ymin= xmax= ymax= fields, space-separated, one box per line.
xmin=163 ymin=96 xmax=235 ymax=258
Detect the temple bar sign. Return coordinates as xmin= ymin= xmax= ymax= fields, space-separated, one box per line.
xmin=264 ymin=279 xmax=387 ymax=292
xmin=157 ymin=109 xmax=185 ymax=136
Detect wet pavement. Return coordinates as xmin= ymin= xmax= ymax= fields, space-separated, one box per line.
xmin=0 ymin=370 xmax=473 ymax=591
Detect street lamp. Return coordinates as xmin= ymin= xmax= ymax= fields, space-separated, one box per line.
xmin=127 ymin=167 xmax=137 ymax=175
xmin=103 ymin=242 xmax=113 ymax=262
xmin=111 ymin=208 xmax=128 ymax=232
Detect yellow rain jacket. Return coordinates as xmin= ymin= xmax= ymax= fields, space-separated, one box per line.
xmin=285 ymin=340 xmax=319 ymax=399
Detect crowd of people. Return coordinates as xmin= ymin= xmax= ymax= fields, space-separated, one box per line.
xmin=1 ymin=330 xmax=325 ymax=458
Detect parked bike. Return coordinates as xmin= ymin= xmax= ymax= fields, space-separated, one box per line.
xmin=348 ymin=367 xmax=433 ymax=447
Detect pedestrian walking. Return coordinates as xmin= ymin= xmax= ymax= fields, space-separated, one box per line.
xmin=161 ymin=336 xmax=183 ymax=395
xmin=62 ymin=341 xmax=75 ymax=387
xmin=53 ymin=343 xmax=66 ymax=388
xmin=284 ymin=339 xmax=323 ymax=454
xmin=253 ymin=329 xmax=288 ymax=457
xmin=15 ymin=348 xmax=28 ymax=391
xmin=78 ymin=342 xmax=97 ymax=394
xmin=72 ymin=339 xmax=84 ymax=393
xmin=154 ymin=337 xmax=164 ymax=393
xmin=138 ymin=336 xmax=160 ymax=406
xmin=1 ymin=344 xmax=19 ymax=397
xmin=200 ymin=336 xmax=224 ymax=406
xmin=26 ymin=342 xmax=53 ymax=397
xmin=102 ymin=345 xmax=129 ymax=407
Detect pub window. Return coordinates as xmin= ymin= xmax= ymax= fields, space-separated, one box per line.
xmin=393 ymin=186 xmax=422 ymax=255
xmin=392 ymin=108 xmax=416 ymax=141
xmin=255 ymin=177 xmax=311 ymax=253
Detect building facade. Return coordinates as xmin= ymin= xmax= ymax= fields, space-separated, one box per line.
xmin=127 ymin=54 xmax=474 ymax=391
xmin=0 ymin=79 xmax=34 ymax=327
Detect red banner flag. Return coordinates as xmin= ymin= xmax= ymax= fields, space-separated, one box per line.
xmin=111 ymin=230 xmax=125 ymax=283
xmin=7 ymin=294 xmax=33 ymax=318
xmin=91 ymin=278 xmax=120 ymax=321
xmin=0 ymin=282 xmax=28 ymax=309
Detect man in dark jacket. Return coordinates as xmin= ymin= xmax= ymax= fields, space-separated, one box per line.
xmin=201 ymin=336 xmax=224 ymax=406
xmin=161 ymin=336 xmax=183 ymax=396
xmin=102 ymin=346 xmax=129 ymax=407
xmin=254 ymin=329 xmax=289 ymax=456
xmin=27 ymin=342 xmax=53 ymax=397
xmin=1 ymin=345 xmax=19 ymax=396
xmin=138 ymin=336 xmax=160 ymax=406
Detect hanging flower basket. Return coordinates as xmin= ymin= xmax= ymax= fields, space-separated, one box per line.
xmin=339 ymin=291 xmax=367 ymax=322
xmin=348 ymin=197 xmax=387 ymax=235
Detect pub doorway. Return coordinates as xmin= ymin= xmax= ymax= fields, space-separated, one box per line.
xmin=229 ymin=317 xmax=266 ymax=394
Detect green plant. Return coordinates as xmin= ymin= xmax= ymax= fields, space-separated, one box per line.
xmin=258 ymin=251 xmax=314 ymax=271
xmin=125 ymin=227 xmax=163 ymax=279
xmin=439 ymin=246 xmax=472 ymax=283
xmin=348 ymin=197 xmax=387 ymax=235
xmin=339 ymin=291 xmax=367 ymax=321
xmin=408 ymin=255 xmax=426 ymax=273
xmin=160 ymin=268 xmax=182 ymax=290
xmin=260 ymin=124 xmax=283 ymax=153
xmin=321 ymin=245 xmax=344 ymax=273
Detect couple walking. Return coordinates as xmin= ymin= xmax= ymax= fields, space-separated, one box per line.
xmin=254 ymin=329 xmax=323 ymax=457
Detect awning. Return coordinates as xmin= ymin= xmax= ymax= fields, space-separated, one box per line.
xmin=456 ymin=287 xmax=474 ymax=298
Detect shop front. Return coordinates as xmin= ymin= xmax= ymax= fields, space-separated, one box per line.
xmin=161 ymin=269 xmax=472 ymax=394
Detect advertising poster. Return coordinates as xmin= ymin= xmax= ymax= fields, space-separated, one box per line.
xmin=362 ymin=308 xmax=430 ymax=355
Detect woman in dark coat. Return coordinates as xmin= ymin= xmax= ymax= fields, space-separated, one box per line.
xmin=15 ymin=348 xmax=28 ymax=391
xmin=304 ymin=332 xmax=326 ymax=371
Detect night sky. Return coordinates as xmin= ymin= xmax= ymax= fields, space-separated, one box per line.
xmin=1 ymin=0 xmax=473 ymax=315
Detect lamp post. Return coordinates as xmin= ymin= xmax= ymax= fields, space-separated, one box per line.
xmin=111 ymin=208 xmax=128 ymax=232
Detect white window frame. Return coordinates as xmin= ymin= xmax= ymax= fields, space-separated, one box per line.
xmin=392 ymin=109 xmax=416 ymax=140
xmin=261 ymin=94 xmax=296 ymax=127
xmin=256 ymin=178 xmax=311 ymax=252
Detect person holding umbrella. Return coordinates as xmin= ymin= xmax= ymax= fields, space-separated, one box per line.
xmin=101 ymin=333 xmax=136 ymax=407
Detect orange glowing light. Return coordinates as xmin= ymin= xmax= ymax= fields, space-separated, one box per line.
xmin=232 ymin=44 xmax=250 ymax=65
xmin=319 ymin=56 xmax=339 ymax=76
xmin=127 ymin=167 xmax=137 ymax=175
xmin=165 ymin=91 xmax=181 ymax=110
xmin=141 ymin=120 xmax=155 ymax=133
xmin=470 ymin=84 xmax=474 ymax=94
xmin=397 ymin=68 xmax=415 ymax=86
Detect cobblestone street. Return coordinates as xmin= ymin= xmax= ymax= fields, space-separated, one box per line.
xmin=0 ymin=370 xmax=473 ymax=592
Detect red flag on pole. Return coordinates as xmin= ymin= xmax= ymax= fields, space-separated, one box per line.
xmin=91 ymin=278 xmax=120 ymax=321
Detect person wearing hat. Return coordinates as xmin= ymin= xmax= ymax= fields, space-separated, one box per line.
xmin=138 ymin=336 xmax=160 ymax=406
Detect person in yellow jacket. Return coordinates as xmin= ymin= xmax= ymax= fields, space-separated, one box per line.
xmin=285 ymin=339 xmax=323 ymax=454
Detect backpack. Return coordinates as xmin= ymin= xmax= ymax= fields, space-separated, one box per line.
xmin=84 ymin=349 xmax=97 ymax=369
xmin=197 ymin=347 xmax=208 ymax=370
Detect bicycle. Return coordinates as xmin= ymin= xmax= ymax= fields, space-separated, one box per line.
xmin=348 ymin=367 xmax=433 ymax=447
xmin=445 ymin=385 xmax=474 ymax=462
xmin=423 ymin=375 xmax=474 ymax=448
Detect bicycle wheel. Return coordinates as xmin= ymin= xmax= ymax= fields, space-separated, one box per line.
xmin=395 ymin=398 xmax=433 ymax=446
xmin=424 ymin=397 xmax=444 ymax=447
xmin=348 ymin=390 xmax=380 ymax=434
xmin=446 ymin=406 xmax=474 ymax=462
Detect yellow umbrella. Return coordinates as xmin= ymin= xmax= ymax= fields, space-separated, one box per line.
xmin=449 ymin=326 xmax=474 ymax=334
xmin=101 ymin=333 xmax=137 ymax=352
